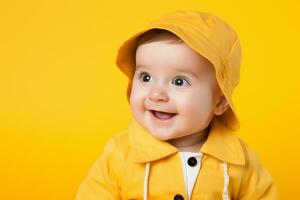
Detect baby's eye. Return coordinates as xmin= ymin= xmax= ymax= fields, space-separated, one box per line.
xmin=172 ymin=76 xmax=190 ymax=86
xmin=139 ymin=72 xmax=152 ymax=82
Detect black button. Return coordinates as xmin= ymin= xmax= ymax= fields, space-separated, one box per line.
xmin=173 ymin=194 xmax=184 ymax=200
xmin=187 ymin=157 xmax=197 ymax=167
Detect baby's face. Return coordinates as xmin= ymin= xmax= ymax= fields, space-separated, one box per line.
xmin=130 ymin=40 xmax=224 ymax=141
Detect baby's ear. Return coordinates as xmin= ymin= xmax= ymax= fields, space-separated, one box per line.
xmin=214 ymin=94 xmax=229 ymax=116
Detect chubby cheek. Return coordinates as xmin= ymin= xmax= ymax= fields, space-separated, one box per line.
xmin=129 ymin=83 xmax=146 ymax=115
xmin=175 ymin=89 xmax=214 ymax=124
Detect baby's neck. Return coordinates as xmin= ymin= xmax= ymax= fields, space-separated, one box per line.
xmin=176 ymin=140 xmax=206 ymax=153
xmin=167 ymin=126 xmax=210 ymax=153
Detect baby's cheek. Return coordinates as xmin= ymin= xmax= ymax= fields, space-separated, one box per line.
xmin=130 ymin=85 xmax=145 ymax=104
xmin=179 ymin=93 xmax=213 ymax=119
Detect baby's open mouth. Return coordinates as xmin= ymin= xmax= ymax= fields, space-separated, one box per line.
xmin=150 ymin=110 xmax=177 ymax=120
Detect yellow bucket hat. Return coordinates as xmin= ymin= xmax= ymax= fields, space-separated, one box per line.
xmin=116 ymin=10 xmax=242 ymax=131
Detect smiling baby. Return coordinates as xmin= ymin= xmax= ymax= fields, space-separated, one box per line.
xmin=75 ymin=10 xmax=277 ymax=200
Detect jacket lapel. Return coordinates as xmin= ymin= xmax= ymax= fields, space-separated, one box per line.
xmin=201 ymin=118 xmax=245 ymax=166
xmin=128 ymin=117 xmax=245 ymax=166
xmin=128 ymin=117 xmax=178 ymax=163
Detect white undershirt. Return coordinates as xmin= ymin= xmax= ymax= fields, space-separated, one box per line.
xmin=179 ymin=151 xmax=203 ymax=200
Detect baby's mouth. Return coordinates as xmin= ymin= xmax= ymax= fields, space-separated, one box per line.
xmin=150 ymin=110 xmax=177 ymax=120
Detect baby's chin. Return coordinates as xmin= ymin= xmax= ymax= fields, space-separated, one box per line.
xmin=147 ymin=127 xmax=178 ymax=141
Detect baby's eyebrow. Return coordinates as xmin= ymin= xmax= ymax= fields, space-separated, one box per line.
xmin=135 ymin=65 xmax=200 ymax=79
xmin=135 ymin=65 xmax=144 ymax=70
xmin=135 ymin=65 xmax=152 ymax=70
xmin=174 ymin=68 xmax=199 ymax=79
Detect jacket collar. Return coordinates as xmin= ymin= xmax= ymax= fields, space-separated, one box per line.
xmin=128 ymin=117 xmax=245 ymax=166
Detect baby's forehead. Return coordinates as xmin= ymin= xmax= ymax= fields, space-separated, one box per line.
xmin=135 ymin=41 xmax=214 ymax=76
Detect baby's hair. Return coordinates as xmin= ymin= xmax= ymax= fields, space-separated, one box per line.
xmin=136 ymin=28 xmax=184 ymax=47
xmin=133 ymin=29 xmax=184 ymax=67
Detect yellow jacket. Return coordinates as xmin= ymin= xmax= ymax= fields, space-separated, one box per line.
xmin=75 ymin=117 xmax=277 ymax=199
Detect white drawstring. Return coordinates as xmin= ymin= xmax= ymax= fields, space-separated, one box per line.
xmin=220 ymin=162 xmax=230 ymax=200
xmin=144 ymin=162 xmax=150 ymax=200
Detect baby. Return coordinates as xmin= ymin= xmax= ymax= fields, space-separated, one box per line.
xmin=75 ymin=10 xmax=277 ymax=200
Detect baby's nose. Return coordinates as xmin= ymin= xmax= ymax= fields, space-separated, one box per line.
xmin=148 ymin=86 xmax=169 ymax=102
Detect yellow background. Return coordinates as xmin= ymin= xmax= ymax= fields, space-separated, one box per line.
xmin=1 ymin=0 xmax=299 ymax=199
